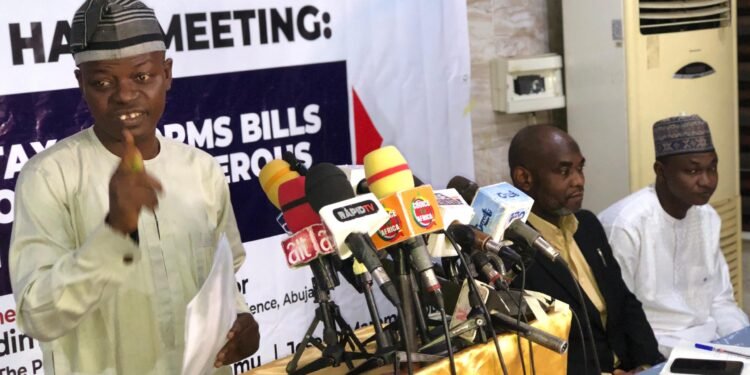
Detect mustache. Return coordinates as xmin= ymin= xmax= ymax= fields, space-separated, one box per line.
xmin=568 ymin=188 xmax=584 ymax=197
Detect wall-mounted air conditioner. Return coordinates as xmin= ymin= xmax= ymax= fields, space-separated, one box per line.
xmin=563 ymin=0 xmax=741 ymax=300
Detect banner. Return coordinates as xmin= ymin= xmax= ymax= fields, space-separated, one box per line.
xmin=0 ymin=1 xmax=472 ymax=373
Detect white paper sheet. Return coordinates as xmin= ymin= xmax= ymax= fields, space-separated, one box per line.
xmin=660 ymin=340 xmax=750 ymax=374
xmin=181 ymin=234 xmax=238 ymax=375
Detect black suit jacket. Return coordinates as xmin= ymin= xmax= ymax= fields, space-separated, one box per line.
xmin=510 ymin=210 xmax=664 ymax=374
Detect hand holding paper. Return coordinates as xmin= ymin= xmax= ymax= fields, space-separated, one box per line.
xmin=181 ymin=234 xmax=245 ymax=375
xmin=214 ymin=312 xmax=260 ymax=367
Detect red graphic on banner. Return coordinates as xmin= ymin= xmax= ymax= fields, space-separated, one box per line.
xmin=353 ymin=89 xmax=383 ymax=164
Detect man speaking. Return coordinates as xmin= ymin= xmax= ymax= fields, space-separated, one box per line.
xmin=8 ymin=1 xmax=259 ymax=373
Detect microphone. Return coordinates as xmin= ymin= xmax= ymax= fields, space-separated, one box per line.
xmin=355 ymin=175 xmax=426 ymax=195
xmin=282 ymin=151 xmax=308 ymax=175
xmin=276 ymin=176 xmax=341 ymax=292
xmin=489 ymin=309 xmax=569 ymax=354
xmin=356 ymin=179 xmax=370 ymax=195
xmin=446 ymin=221 xmax=522 ymax=263
xmin=412 ymin=175 xmax=425 ymax=187
xmin=363 ymin=146 xmax=445 ymax=297
xmin=446 ymin=221 xmax=519 ymax=291
xmin=468 ymin=182 xmax=534 ymax=242
xmin=280 ymin=225 xmax=340 ymax=289
xmin=305 ymin=163 xmax=401 ymax=307
xmin=278 ymin=176 xmax=321 ymax=233
xmin=259 ymin=159 xmax=300 ymax=209
xmin=426 ymin=189 xmax=475 ymax=258
xmin=364 ymin=146 xmax=457 ymax=375
xmin=447 ymin=175 xmax=479 ymax=204
xmin=504 ymin=220 xmax=560 ymax=263
xmin=337 ymin=164 xmax=368 ymax=195
xmin=471 ymin=251 xmax=509 ymax=291
xmin=453 ymin=177 xmax=560 ymax=263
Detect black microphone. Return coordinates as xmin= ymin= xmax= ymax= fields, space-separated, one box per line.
xmin=447 ymin=221 xmax=522 ymax=263
xmin=471 ymin=251 xmax=509 ymax=291
xmin=355 ymin=175 xmax=426 ymax=195
xmin=505 ymin=220 xmax=561 ymax=263
xmin=282 ymin=151 xmax=308 ymax=176
xmin=489 ymin=309 xmax=569 ymax=354
xmin=356 ymin=178 xmax=370 ymax=195
xmin=305 ymin=163 xmax=401 ymax=307
xmin=447 ymin=175 xmax=479 ymax=204
xmin=412 ymin=174 xmax=425 ymax=187
xmin=276 ymin=176 xmax=342 ymax=291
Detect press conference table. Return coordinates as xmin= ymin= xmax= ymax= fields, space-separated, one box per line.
xmin=245 ymin=307 xmax=572 ymax=375
xmin=640 ymin=326 xmax=750 ymax=375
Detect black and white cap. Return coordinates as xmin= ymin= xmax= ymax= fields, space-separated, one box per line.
xmin=70 ymin=0 xmax=166 ymax=65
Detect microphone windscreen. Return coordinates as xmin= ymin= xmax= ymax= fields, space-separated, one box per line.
xmin=363 ymin=146 xmax=414 ymax=198
xmin=506 ymin=219 xmax=540 ymax=247
xmin=355 ymin=174 xmax=421 ymax=193
xmin=305 ymin=163 xmax=356 ymax=212
xmin=259 ymin=159 xmax=300 ymax=209
xmin=447 ymin=222 xmax=475 ymax=248
xmin=447 ymin=175 xmax=479 ymax=204
xmin=413 ymin=175 xmax=425 ymax=187
xmin=356 ymin=179 xmax=370 ymax=194
xmin=282 ymin=151 xmax=307 ymax=175
xmin=278 ymin=176 xmax=321 ymax=233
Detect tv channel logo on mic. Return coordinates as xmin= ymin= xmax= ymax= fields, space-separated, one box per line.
xmin=469 ymin=182 xmax=534 ymax=241
xmin=281 ymin=223 xmax=335 ymax=268
xmin=370 ymin=185 xmax=444 ymax=250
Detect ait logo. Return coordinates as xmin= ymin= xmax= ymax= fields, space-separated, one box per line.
xmin=411 ymin=196 xmax=435 ymax=228
xmin=377 ymin=208 xmax=402 ymax=241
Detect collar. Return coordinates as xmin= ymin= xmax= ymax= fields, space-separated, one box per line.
xmin=527 ymin=212 xmax=578 ymax=236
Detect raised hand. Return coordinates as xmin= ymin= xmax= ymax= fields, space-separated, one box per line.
xmin=106 ymin=130 xmax=163 ymax=234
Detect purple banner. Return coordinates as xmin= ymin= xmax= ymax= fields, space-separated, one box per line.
xmin=0 ymin=60 xmax=351 ymax=295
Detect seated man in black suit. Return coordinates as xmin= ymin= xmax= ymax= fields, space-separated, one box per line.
xmin=508 ymin=125 xmax=664 ymax=375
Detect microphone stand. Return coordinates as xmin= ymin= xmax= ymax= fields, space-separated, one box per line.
xmin=397 ymin=239 xmax=457 ymax=375
xmin=360 ymin=272 xmax=393 ymax=351
xmin=286 ymin=259 xmax=370 ymax=375
xmin=409 ymin=272 xmax=432 ymax=343
xmin=348 ymin=272 xmax=444 ymax=375
xmin=441 ymin=256 xmax=462 ymax=285
xmin=391 ymin=248 xmax=418 ymax=356
xmin=489 ymin=309 xmax=569 ymax=354
xmin=444 ymin=230 xmax=510 ymax=375
xmin=363 ymin=248 xmax=446 ymax=374
xmin=419 ymin=314 xmax=486 ymax=352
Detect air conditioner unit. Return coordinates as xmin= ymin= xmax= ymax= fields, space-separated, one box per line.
xmin=563 ymin=0 xmax=741 ymax=300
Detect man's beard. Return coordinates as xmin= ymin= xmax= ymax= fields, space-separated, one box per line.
xmin=553 ymin=207 xmax=576 ymax=217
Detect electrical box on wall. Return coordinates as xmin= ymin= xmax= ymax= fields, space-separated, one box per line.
xmin=490 ymin=53 xmax=565 ymax=114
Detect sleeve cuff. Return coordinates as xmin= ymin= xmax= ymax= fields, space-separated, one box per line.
xmin=234 ymin=287 xmax=250 ymax=314
xmin=74 ymin=221 xmax=142 ymax=282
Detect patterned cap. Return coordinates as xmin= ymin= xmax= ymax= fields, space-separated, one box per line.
xmin=70 ymin=0 xmax=166 ymax=65
xmin=653 ymin=114 xmax=714 ymax=158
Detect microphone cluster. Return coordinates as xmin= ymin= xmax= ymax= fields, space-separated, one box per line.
xmin=258 ymin=147 xmax=568 ymax=375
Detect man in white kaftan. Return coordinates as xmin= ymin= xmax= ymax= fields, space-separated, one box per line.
xmin=11 ymin=128 xmax=249 ymax=374
xmin=9 ymin=0 xmax=260 ymax=373
xmin=599 ymin=115 xmax=748 ymax=356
